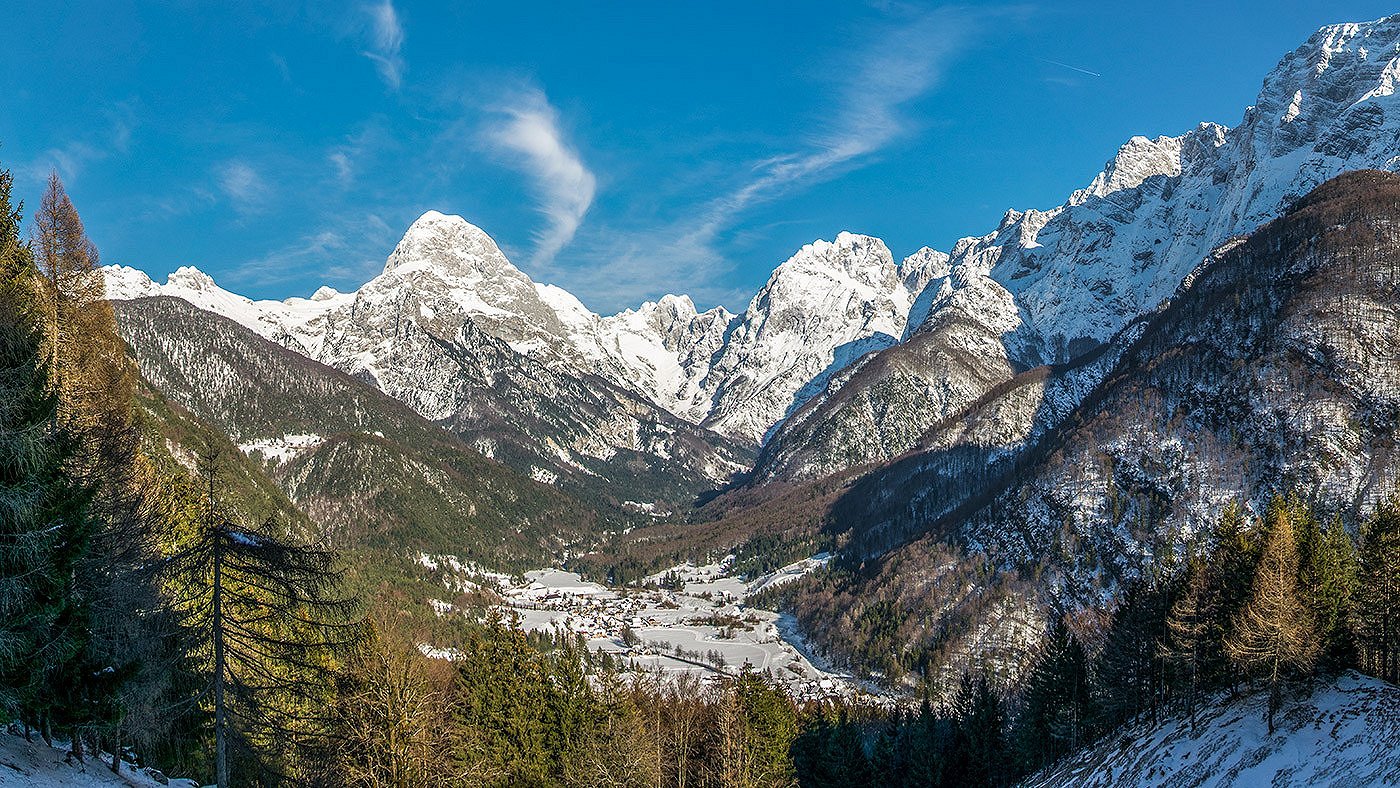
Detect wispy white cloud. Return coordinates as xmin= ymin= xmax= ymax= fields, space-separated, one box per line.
xmin=231 ymin=212 xmax=397 ymax=290
xmin=217 ymin=160 xmax=271 ymax=213
xmin=481 ymin=86 xmax=597 ymax=267
xmin=329 ymin=151 xmax=353 ymax=184
xmin=695 ymin=6 xmax=975 ymax=244
xmin=564 ymin=6 xmax=980 ymax=313
xmin=361 ymin=0 xmax=405 ymax=89
xmin=326 ymin=121 xmax=388 ymax=188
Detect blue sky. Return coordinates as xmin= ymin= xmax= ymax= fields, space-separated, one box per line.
xmin=2 ymin=2 xmax=1394 ymax=314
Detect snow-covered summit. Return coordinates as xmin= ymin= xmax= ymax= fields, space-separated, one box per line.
xmin=382 ymin=210 xmax=515 ymax=279
xmin=918 ymin=14 xmax=1400 ymax=368
xmin=698 ymin=232 xmax=925 ymax=443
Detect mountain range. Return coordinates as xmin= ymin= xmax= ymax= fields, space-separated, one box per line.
xmin=105 ymin=16 xmax=1400 ymax=678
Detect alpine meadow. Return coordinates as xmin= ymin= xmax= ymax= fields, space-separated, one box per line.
xmin=4 ymin=3 xmax=1400 ymax=787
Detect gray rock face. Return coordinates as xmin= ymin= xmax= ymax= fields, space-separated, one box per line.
xmin=758 ymin=15 xmax=1400 ymax=482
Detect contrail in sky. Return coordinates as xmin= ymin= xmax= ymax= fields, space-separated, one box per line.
xmin=1038 ymin=57 xmax=1103 ymax=78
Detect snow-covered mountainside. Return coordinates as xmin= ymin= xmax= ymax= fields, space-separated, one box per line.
xmin=699 ymin=232 xmax=943 ymax=443
xmin=788 ymin=169 xmax=1400 ymax=687
xmin=1024 ymin=672 xmax=1400 ymax=788
xmin=757 ymin=15 xmax=1400 ymax=481
xmin=107 ymin=16 xmax=1400 ymax=487
xmin=105 ymin=223 xmax=931 ymax=447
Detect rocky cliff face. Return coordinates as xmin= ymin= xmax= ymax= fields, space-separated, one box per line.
xmin=756 ymin=15 xmax=1400 ymax=482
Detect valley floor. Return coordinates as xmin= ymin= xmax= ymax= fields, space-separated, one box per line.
xmin=1024 ymin=671 xmax=1400 ymax=787
xmin=422 ymin=553 xmax=890 ymax=704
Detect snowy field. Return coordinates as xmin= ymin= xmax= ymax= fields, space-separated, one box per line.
xmin=422 ymin=553 xmax=890 ymax=703
xmin=0 ymin=729 xmax=194 ymax=787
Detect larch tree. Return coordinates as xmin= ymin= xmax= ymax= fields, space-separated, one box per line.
xmin=30 ymin=171 xmax=154 ymax=762
xmin=1225 ymin=498 xmax=1317 ymax=733
xmin=1163 ymin=552 xmax=1214 ymax=728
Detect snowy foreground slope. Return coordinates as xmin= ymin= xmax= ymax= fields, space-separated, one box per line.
xmin=0 ymin=729 xmax=193 ymax=787
xmin=1024 ymin=672 xmax=1400 ymax=788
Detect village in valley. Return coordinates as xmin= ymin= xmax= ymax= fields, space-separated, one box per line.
xmin=415 ymin=553 xmax=892 ymax=705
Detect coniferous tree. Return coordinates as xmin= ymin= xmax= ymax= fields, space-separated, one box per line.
xmin=733 ymin=670 xmax=799 ymax=788
xmin=1193 ymin=500 xmax=1263 ymax=691
xmin=1014 ymin=619 xmax=1091 ymax=771
xmin=0 ymin=162 xmax=91 ymax=728
xmin=948 ymin=672 xmax=1006 ymax=788
xmin=1093 ymin=578 xmax=1172 ymax=731
xmin=1225 ymin=497 xmax=1317 ymax=733
xmin=1163 ymin=552 xmax=1212 ymax=727
xmin=163 ymin=456 xmax=361 ymax=786
xmin=1354 ymin=497 xmax=1400 ymax=683
xmin=29 ymin=172 xmax=154 ymax=760
xmin=1298 ymin=515 xmax=1359 ymax=669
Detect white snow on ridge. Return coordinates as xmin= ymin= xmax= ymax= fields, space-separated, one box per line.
xmin=1026 ymin=671 xmax=1400 ymax=788
xmin=237 ymin=433 xmax=324 ymax=464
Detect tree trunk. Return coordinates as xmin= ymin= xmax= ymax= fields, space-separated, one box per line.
xmin=214 ymin=522 xmax=228 ymax=788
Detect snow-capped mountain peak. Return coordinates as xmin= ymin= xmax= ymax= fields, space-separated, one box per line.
xmin=382 ymin=210 xmax=512 ymax=278
xmin=103 ymin=15 xmax=1400 ymax=455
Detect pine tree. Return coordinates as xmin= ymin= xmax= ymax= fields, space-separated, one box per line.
xmin=1014 ymin=618 xmax=1091 ymax=772
xmin=1225 ymin=497 xmax=1317 ymax=733
xmin=1354 ymin=497 xmax=1400 ymax=683
xmin=1093 ymin=578 xmax=1171 ymax=731
xmin=949 ymin=672 xmax=1006 ymax=788
xmin=733 ymin=670 xmax=798 ymax=787
xmin=1199 ymin=500 xmax=1263 ymax=690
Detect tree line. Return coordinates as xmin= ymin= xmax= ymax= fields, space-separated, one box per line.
xmin=788 ymin=493 xmax=1400 ymax=787
xmin=0 ymin=163 xmax=368 ymax=785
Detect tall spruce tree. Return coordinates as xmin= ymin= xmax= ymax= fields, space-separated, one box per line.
xmin=1298 ymin=515 xmax=1359 ymax=668
xmin=1014 ymin=618 xmax=1091 ymax=772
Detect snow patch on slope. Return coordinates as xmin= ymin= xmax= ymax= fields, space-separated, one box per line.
xmin=1025 ymin=672 xmax=1400 ymax=788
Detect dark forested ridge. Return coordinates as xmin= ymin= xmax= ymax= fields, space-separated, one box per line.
xmin=115 ymin=294 xmax=617 ymax=570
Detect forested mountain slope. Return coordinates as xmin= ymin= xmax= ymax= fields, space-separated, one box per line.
xmin=115 ymin=295 xmax=610 ymax=569
xmin=785 ymin=170 xmax=1400 ymax=682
